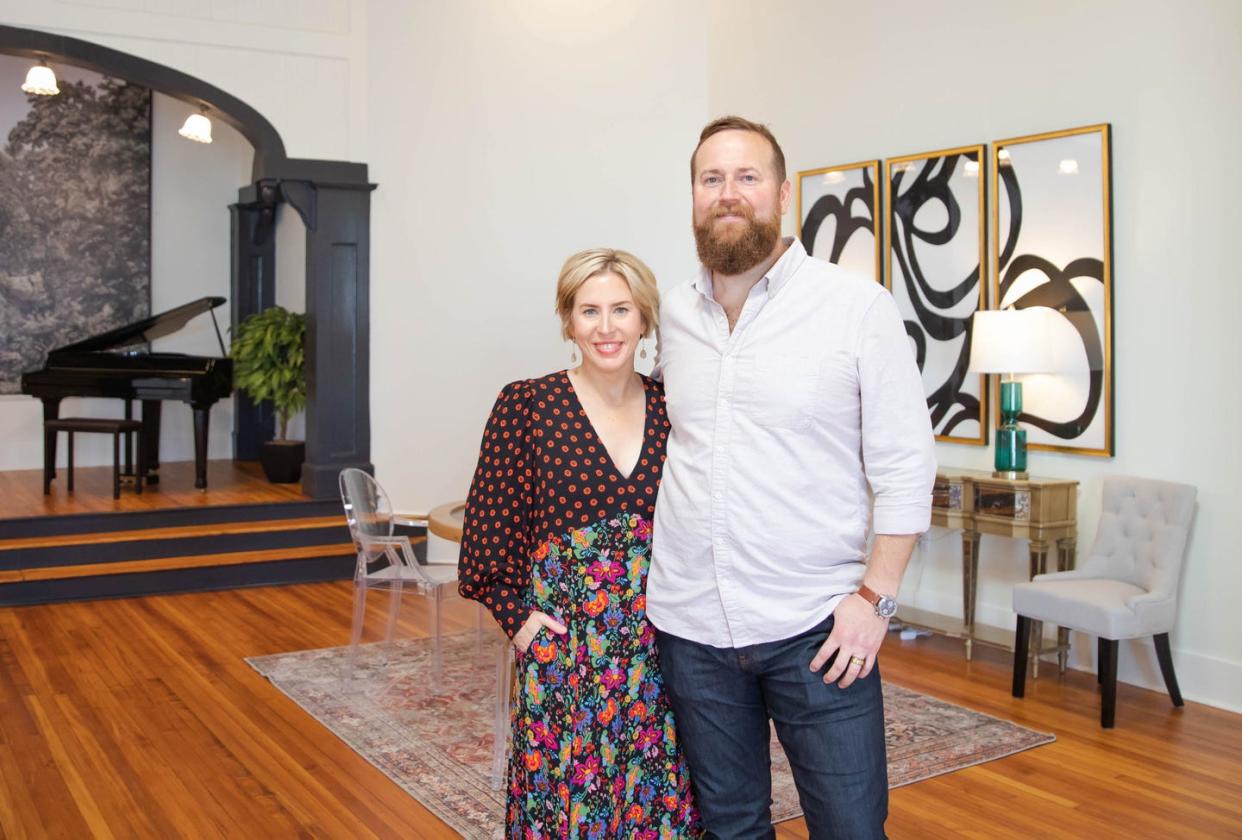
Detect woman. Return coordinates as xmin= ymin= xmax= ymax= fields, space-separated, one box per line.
xmin=459 ymin=248 xmax=700 ymax=838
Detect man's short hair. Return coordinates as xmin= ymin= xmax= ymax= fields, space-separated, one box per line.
xmin=690 ymin=116 xmax=786 ymax=183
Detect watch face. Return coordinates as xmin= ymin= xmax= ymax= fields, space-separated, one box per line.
xmin=877 ymin=596 xmax=898 ymax=618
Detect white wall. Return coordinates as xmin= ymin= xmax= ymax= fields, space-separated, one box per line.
xmin=366 ymin=0 xmax=710 ymax=513
xmin=704 ymin=0 xmax=1242 ymax=711
xmin=0 ymin=0 xmax=364 ymax=468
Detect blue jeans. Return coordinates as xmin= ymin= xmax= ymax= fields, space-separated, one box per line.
xmin=656 ymin=615 xmax=887 ymax=840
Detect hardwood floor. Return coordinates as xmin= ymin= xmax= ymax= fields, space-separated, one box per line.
xmin=1 ymin=460 xmax=307 ymax=519
xmin=0 ymin=584 xmax=1238 ymax=838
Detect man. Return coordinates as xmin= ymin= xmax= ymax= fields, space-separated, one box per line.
xmin=648 ymin=116 xmax=936 ymax=839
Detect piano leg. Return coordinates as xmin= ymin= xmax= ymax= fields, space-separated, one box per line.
xmin=123 ymin=400 xmax=134 ymax=476
xmin=192 ymin=404 xmax=210 ymax=490
xmin=42 ymin=398 xmax=61 ymax=484
xmin=141 ymin=401 xmax=162 ymax=485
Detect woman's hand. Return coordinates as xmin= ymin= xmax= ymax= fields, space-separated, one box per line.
xmin=513 ymin=611 xmax=568 ymax=654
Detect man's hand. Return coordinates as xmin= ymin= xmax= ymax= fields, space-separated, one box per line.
xmin=512 ymin=610 xmax=568 ymax=654
xmin=809 ymin=593 xmax=889 ymax=689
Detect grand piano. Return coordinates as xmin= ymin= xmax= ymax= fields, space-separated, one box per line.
xmin=20 ymin=297 xmax=234 ymax=490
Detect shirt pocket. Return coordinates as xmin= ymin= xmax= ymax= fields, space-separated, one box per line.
xmin=663 ymin=356 xmax=719 ymax=430
xmin=742 ymin=353 xmax=822 ymax=431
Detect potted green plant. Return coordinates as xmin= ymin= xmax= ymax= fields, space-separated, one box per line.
xmin=230 ymin=305 xmax=307 ymax=483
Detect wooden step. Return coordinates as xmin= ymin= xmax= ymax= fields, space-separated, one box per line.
xmin=2 ymin=541 xmax=378 ymax=583
xmin=4 ymin=533 xmax=425 ymax=583
xmin=0 ymin=515 xmax=347 ymax=553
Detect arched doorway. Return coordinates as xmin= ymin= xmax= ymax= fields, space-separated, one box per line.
xmin=0 ymin=24 xmax=373 ymax=498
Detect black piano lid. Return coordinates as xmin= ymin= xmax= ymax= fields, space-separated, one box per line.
xmin=48 ymin=296 xmax=227 ymax=355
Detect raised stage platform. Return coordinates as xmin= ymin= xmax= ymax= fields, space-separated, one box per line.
xmin=0 ymin=460 xmax=420 ymax=606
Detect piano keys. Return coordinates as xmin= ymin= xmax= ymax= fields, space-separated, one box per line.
xmin=20 ymin=296 xmax=234 ymax=490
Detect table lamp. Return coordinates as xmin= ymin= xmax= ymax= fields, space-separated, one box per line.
xmin=968 ymin=307 xmax=1066 ymax=479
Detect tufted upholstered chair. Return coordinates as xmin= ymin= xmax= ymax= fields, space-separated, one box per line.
xmin=1011 ymin=476 xmax=1197 ymax=727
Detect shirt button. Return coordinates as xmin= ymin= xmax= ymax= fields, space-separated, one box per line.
xmin=713 ymin=492 xmax=723 ymax=501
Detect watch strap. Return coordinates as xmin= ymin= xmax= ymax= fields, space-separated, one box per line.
xmin=856 ymin=583 xmax=882 ymax=608
xmin=856 ymin=583 xmax=895 ymax=617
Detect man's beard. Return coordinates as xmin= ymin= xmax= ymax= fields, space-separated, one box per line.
xmin=693 ymin=205 xmax=782 ymax=276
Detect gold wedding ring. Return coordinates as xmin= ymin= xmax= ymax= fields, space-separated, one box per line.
xmin=849 ymin=655 xmax=866 ymax=668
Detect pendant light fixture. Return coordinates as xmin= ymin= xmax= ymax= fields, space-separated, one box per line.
xmin=21 ymin=60 xmax=59 ymax=96
xmin=178 ymin=107 xmax=213 ymax=144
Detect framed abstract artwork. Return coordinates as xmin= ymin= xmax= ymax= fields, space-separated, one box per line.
xmin=991 ymin=124 xmax=1113 ymax=456
xmin=797 ymin=159 xmax=882 ymax=283
xmin=885 ymin=144 xmax=988 ymax=445
xmin=0 ymin=56 xmax=151 ymax=394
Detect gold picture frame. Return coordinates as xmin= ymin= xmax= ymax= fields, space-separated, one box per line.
xmin=796 ymin=159 xmax=882 ymax=283
xmin=884 ymin=144 xmax=988 ymax=446
xmin=990 ymin=124 xmax=1113 ymax=457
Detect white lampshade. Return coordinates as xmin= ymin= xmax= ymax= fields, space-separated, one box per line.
xmin=21 ymin=63 xmax=59 ymax=96
xmin=178 ymin=112 xmax=213 ymax=144
xmin=968 ymin=307 xmax=1072 ymax=374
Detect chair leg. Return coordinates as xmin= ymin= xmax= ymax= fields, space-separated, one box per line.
xmin=429 ymin=588 xmax=444 ymax=688
xmin=131 ymin=432 xmax=142 ymax=492
xmin=1101 ymin=638 xmax=1119 ymax=728
xmin=67 ymin=432 xmax=75 ymax=492
xmin=344 ymin=576 xmax=368 ymax=684
xmin=384 ymin=583 xmax=403 ymax=644
xmin=1153 ymin=633 xmax=1184 ymax=707
xmin=1013 ymin=615 xmax=1030 ymax=698
xmin=1098 ymin=636 xmax=1105 ymax=685
xmin=134 ymin=431 xmax=144 ymax=495
xmin=491 ymin=640 xmax=513 ymax=790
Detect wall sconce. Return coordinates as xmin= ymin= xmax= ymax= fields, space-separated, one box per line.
xmin=178 ymin=107 xmax=213 ymax=144
xmin=21 ymin=60 xmax=59 ymax=96
xmin=968 ymin=307 xmax=1070 ymax=479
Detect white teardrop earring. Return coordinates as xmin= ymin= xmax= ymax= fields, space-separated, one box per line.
xmin=640 ymin=339 xmax=648 ymax=360
xmin=569 ymin=341 xmax=578 ymax=364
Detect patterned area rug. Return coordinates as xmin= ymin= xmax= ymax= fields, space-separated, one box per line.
xmin=248 ymin=633 xmax=1053 ymax=839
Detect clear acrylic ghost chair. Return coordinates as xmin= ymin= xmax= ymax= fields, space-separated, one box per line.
xmin=338 ymin=468 xmax=459 ymax=686
xmin=491 ymin=636 xmax=515 ymax=790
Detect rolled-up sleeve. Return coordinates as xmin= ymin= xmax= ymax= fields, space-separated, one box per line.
xmin=457 ymin=381 xmax=535 ymax=637
xmin=856 ymin=290 xmax=937 ymax=534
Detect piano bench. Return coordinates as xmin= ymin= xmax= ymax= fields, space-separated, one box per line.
xmin=44 ymin=418 xmax=146 ymax=500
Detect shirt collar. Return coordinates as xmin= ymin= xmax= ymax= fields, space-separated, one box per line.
xmin=692 ymin=236 xmax=807 ymax=300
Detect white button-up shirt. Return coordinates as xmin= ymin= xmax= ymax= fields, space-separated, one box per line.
xmin=647 ymin=238 xmax=936 ymax=648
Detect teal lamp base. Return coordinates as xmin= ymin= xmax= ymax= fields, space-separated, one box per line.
xmin=994 ymin=380 xmax=1029 ymax=480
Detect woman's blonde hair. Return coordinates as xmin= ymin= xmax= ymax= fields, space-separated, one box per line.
xmin=555 ymin=248 xmax=659 ymax=341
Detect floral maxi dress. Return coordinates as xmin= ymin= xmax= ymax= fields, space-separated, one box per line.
xmin=459 ymin=372 xmax=700 ymax=839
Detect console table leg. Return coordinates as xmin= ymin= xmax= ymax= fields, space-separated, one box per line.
xmin=1056 ymin=537 xmax=1076 ymax=673
xmin=1028 ymin=539 xmax=1051 ymax=679
xmin=962 ymin=529 xmax=980 ymax=661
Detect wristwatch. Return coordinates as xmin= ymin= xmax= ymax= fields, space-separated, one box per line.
xmin=856 ymin=583 xmax=898 ymax=619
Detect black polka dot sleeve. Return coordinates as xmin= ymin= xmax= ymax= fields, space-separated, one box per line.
xmin=458 ymin=380 xmax=536 ymax=638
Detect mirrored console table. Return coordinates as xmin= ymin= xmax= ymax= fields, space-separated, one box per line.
xmin=897 ymin=468 xmax=1078 ymax=676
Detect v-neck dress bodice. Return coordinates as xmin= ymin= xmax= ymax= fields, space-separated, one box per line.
xmin=460 ymin=371 xmax=668 ymax=637
xmin=459 ymin=370 xmax=700 ymax=837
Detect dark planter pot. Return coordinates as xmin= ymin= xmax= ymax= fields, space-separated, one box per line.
xmin=260 ymin=440 xmax=305 ymax=483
